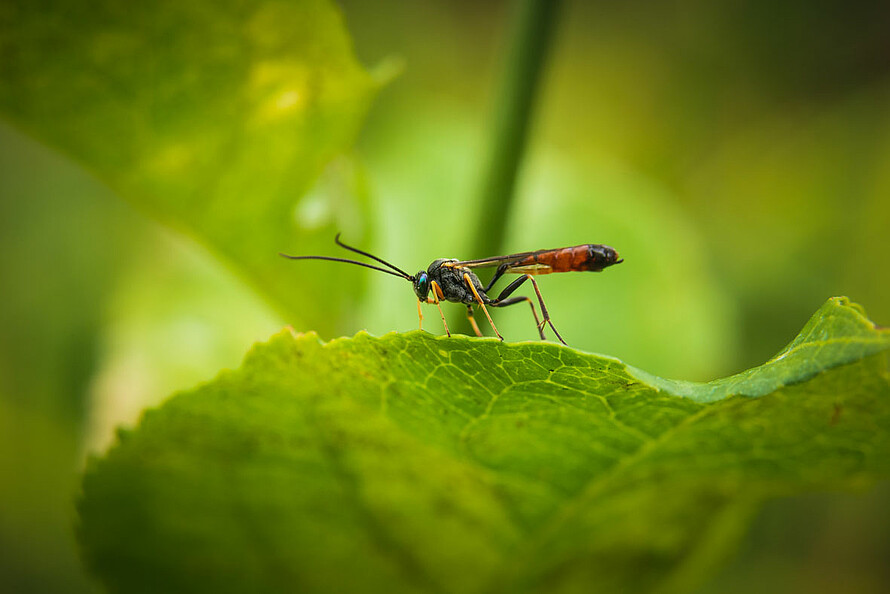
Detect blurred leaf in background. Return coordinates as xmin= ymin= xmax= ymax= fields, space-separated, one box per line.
xmin=0 ymin=0 xmax=382 ymax=335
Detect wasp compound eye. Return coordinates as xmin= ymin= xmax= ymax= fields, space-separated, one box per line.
xmin=413 ymin=271 xmax=430 ymax=300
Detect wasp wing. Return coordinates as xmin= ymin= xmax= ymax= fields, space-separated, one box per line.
xmin=448 ymin=252 xmax=531 ymax=268
xmin=448 ymin=249 xmax=554 ymax=273
xmin=449 ymin=244 xmax=620 ymax=276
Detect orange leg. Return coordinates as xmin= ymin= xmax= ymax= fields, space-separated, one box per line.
xmin=416 ymin=299 xmax=424 ymax=330
xmin=466 ymin=305 xmax=483 ymax=337
xmin=463 ymin=273 xmax=503 ymax=340
xmin=427 ymin=280 xmax=451 ymax=336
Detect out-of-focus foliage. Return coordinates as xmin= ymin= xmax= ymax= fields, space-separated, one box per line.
xmin=0 ymin=0 xmax=381 ymax=335
xmin=0 ymin=124 xmax=134 ymax=594
xmin=77 ymin=299 xmax=890 ymax=594
xmin=1 ymin=0 xmax=889 ymax=592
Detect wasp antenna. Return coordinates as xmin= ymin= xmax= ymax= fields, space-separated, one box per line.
xmin=279 ymin=253 xmax=412 ymax=280
xmin=333 ymin=234 xmax=414 ymax=279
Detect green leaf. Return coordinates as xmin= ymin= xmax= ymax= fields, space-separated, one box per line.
xmin=0 ymin=0 xmax=380 ymax=334
xmin=78 ymin=297 xmax=890 ymax=593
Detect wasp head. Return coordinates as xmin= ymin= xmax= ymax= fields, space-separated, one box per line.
xmin=412 ymin=271 xmax=430 ymax=300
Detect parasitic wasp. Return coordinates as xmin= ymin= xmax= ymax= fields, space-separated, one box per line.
xmin=280 ymin=234 xmax=622 ymax=345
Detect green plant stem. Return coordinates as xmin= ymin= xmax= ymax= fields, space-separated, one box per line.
xmin=457 ymin=0 xmax=561 ymax=334
xmin=471 ymin=0 xmax=560 ymax=257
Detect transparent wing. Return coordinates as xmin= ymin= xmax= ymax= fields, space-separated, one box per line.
xmin=448 ymin=250 xmax=543 ymax=269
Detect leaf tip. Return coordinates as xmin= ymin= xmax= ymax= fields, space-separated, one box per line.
xmin=824 ymin=296 xmax=886 ymax=331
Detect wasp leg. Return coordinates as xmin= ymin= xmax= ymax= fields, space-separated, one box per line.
xmin=491 ymin=274 xmax=566 ymax=345
xmin=490 ymin=296 xmax=544 ymax=340
xmin=416 ymin=299 xmax=424 ymax=330
xmin=463 ymin=273 xmax=503 ymax=341
xmin=428 ymin=280 xmax=451 ymax=336
xmin=483 ymin=262 xmax=510 ymax=293
xmin=466 ymin=305 xmax=484 ymax=337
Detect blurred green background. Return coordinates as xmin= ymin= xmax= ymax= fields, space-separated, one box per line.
xmin=1 ymin=0 xmax=888 ymax=592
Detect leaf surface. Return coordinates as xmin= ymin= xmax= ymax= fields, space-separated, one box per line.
xmin=78 ymin=297 xmax=890 ymax=593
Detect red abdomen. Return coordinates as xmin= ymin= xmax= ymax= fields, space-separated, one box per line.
xmin=513 ymin=244 xmax=619 ymax=274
